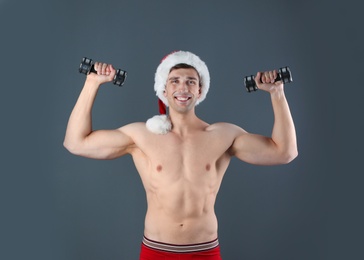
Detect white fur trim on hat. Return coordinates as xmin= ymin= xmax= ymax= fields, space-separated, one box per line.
xmin=154 ymin=51 xmax=210 ymax=106
xmin=146 ymin=115 xmax=172 ymax=135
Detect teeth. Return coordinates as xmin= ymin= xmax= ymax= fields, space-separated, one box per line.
xmin=176 ymin=97 xmax=188 ymax=101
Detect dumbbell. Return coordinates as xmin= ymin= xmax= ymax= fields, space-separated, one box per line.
xmin=244 ymin=66 xmax=292 ymax=92
xmin=79 ymin=57 xmax=127 ymax=86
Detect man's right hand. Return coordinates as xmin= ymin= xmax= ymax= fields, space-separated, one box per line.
xmin=87 ymin=62 xmax=116 ymax=85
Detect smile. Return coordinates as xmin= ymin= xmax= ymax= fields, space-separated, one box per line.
xmin=173 ymin=93 xmax=192 ymax=103
xmin=175 ymin=96 xmax=191 ymax=102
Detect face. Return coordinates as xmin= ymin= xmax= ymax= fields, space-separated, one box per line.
xmin=163 ymin=68 xmax=202 ymax=113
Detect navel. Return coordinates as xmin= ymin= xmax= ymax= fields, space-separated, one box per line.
xmin=156 ymin=165 xmax=163 ymax=172
xmin=205 ymin=164 xmax=211 ymax=171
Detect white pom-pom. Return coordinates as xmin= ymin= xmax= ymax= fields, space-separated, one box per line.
xmin=146 ymin=115 xmax=172 ymax=135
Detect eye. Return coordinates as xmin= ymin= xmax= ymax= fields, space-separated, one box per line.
xmin=171 ymin=79 xmax=179 ymax=84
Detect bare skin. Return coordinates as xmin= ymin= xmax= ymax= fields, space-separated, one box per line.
xmin=64 ymin=62 xmax=298 ymax=245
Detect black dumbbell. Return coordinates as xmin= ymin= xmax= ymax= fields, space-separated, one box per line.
xmin=79 ymin=57 xmax=127 ymax=86
xmin=244 ymin=66 xmax=293 ymax=92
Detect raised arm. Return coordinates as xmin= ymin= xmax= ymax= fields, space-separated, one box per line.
xmin=63 ymin=61 xmax=134 ymax=159
xmin=230 ymin=70 xmax=298 ymax=165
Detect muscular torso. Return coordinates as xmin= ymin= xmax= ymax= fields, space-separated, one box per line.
xmin=126 ymin=122 xmax=237 ymax=244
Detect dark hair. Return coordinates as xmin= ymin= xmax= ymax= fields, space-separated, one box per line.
xmin=169 ymin=63 xmax=201 ymax=86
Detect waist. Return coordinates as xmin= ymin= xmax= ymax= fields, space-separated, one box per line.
xmin=144 ymin=210 xmax=218 ymax=244
xmin=142 ymin=236 xmax=219 ymax=253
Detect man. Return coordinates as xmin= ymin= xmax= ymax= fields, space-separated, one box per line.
xmin=64 ymin=51 xmax=298 ymax=259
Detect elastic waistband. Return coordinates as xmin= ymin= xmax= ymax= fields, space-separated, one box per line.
xmin=142 ymin=236 xmax=219 ymax=253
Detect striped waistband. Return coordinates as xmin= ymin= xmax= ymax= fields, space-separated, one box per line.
xmin=142 ymin=236 xmax=219 ymax=253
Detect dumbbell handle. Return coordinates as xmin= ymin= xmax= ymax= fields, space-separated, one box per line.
xmin=244 ymin=66 xmax=292 ymax=92
xmin=88 ymin=64 xmax=97 ymax=74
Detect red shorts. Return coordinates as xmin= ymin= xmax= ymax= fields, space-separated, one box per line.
xmin=140 ymin=236 xmax=222 ymax=260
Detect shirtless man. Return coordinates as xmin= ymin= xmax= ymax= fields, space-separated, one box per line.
xmin=64 ymin=51 xmax=298 ymax=259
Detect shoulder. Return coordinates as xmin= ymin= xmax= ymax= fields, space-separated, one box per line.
xmin=118 ymin=122 xmax=170 ymax=144
xmin=116 ymin=122 xmax=157 ymax=154
xmin=206 ymin=122 xmax=247 ymax=135
xmin=118 ymin=122 xmax=146 ymax=131
xmin=117 ymin=122 xmax=149 ymax=138
xmin=205 ymin=122 xmax=249 ymax=148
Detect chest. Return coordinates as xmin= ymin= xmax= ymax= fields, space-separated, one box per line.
xmin=132 ymin=131 xmax=234 ymax=192
xmin=151 ymin=134 xmax=227 ymax=164
xmin=134 ymin=132 xmax=231 ymax=177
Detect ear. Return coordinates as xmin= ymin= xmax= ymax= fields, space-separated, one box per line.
xmin=198 ymin=86 xmax=202 ymax=98
xmin=163 ymin=89 xmax=167 ymax=97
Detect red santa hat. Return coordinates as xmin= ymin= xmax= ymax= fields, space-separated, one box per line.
xmin=146 ymin=51 xmax=210 ymax=134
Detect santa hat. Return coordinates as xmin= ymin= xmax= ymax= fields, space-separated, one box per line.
xmin=146 ymin=51 xmax=210 ymax=134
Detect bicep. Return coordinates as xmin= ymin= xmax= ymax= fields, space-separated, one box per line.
xmin=230 ymin=132 xmax=280 ymax=165
xmin=78 ymin=127 xmax=135 ymax=159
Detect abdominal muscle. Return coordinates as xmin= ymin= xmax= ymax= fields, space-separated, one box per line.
xmin=142 ymin=172 xmax=220 ymax=245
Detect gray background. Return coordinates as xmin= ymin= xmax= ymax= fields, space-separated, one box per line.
xmin=1 ymin=0 xmax=363 ymax=259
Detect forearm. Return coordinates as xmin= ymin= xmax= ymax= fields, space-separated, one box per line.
xmin=270 ymin=89 xmax=298 ymax=162
xmin=64 ymin=79 xmax=100 ymax=151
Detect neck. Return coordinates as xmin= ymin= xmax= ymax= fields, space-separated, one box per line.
xmin=168 ymin=109 xmax=203 ymax=135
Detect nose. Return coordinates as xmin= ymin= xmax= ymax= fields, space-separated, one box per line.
xmin=177 ymin=82 xmax=188 ymax=92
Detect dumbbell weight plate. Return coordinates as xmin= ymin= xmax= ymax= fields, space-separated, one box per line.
xmin=79 ymin=57 xmax=95 ymax=74
xmin=114 ymin=69 xmax=127 ymax=86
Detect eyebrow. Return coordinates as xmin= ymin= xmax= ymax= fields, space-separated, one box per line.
xmin=168 ymin=76 xmax=198 ymax=81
